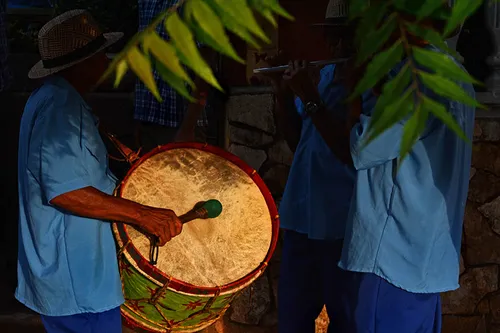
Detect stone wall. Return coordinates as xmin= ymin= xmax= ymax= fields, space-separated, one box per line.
xmin=441 ymin=118 xmax=500 ymax=333
xmin=217 ymin=89 xmax=288 ymax=332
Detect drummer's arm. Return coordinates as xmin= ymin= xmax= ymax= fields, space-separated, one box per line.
xmin=38 ymin=110 xmax=173 ymax=231
xmin=50 ymin=187 xmax=181 ymax=245
xmin=39 ymin=139 xmax=156 ymax=226
xmin=50 ymin=187 xmax=155 ymax=226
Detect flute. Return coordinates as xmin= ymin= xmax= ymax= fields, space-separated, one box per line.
xmin=252 ymin=58 xmax=350 ymax=74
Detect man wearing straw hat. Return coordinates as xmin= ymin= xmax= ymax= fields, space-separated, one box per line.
xmin=282 ymin=1 xmax=475 ymax=332
xmin=261 ymin=1 xmax=360 ymax=332
xmin=16 ymin=10 xmax=182 ymax=332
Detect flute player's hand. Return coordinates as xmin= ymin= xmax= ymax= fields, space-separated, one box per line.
xmin=257 ymin=50 xmax=288 ymax=92
xmin=283 ymin=60 xmax=321 ymax=103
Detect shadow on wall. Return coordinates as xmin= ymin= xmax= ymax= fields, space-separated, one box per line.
xmin=456 ymin=2 xmax=496 ymax=92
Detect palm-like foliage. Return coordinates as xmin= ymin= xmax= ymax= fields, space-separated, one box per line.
xmin=101 ymin=0 xmax=492 ymax=162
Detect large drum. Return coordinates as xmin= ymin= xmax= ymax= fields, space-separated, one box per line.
xmin=112 ymin=143 xmax=279 ymax=332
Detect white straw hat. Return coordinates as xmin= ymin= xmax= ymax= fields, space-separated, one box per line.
xmin=28 ymin=9 xmax=123 ymax=79
xmin=312 ymin=0 xmax=350 ymax=27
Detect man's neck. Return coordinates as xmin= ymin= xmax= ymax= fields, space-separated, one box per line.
xmin=60 ymin=73 xmax=90 ymax=96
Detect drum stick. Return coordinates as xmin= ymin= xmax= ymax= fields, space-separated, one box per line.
xmin=149 ymin=199 xmax=223 ymax=265
xmin=179 ymin=199 xmax=223 ymax=224
xmin=252 ymin=58 xmax=349 ymax=75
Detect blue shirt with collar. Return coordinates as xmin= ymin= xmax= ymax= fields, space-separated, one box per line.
xmin=16 ymin=76 xmax=124 ymax=316
xmin=279 ymin=64 xmax=356 ymax=240
xmin=339 ymin=50 xmax=475 ymax=293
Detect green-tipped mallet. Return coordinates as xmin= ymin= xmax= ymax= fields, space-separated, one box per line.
xmin=149 ymin=199 xmax=223 ymax=265
xmin=179 ymin=199 xmax=223 ymax=224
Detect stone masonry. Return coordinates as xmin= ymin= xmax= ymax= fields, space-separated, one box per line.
xmin=440 ymin=118 xmax=500 ymax=333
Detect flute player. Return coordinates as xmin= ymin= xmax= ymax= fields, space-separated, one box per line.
xmin=276 ymin=1 xmax=475 ymax=333
xmin=259 ymin=0 xmax=358 ymax=332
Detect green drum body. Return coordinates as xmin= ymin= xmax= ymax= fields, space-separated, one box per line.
xmin=113 ymin=143 xmax=279 ymax=332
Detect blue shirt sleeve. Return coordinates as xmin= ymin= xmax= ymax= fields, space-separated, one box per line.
xmin=349 ymin=57 xmax=456 ymax=170
xmin=39 ymin=99 xmax=93 ymax=203
xmin=350 ymin=115 xmax=407 ymax=170
xmin=350 ymin=91 xmax=443 ymax=171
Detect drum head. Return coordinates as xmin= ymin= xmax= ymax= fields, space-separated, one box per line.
xmin=118 ymin=146 xmax=274 ymax=288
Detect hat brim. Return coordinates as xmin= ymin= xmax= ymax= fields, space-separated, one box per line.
xmin=28 ymin=32 xmax=124 ymax=80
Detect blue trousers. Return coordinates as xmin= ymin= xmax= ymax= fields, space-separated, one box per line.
xmin=278 ymin=230 xmax=442 ymax=333
xmin=41 ymin=307 xmax=122 ymax=333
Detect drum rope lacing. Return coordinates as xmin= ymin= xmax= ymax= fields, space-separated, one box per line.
xmin=146 ymin=284 xmax=226 ymax=331
xmin=118 ymin=239 xmax=131 ymax=257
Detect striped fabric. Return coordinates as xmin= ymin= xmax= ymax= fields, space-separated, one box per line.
xmin=0 ymin=0 xmax=11 ymax=92
xmin=135 ymin=0 xmax=208 ymax=127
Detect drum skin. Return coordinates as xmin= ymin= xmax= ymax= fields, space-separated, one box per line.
xmin=112 ymin=142 xmax=279 ymax=333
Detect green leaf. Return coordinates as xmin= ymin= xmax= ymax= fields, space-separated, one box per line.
xmin=126 ymin=46 xmax=161 ymax=101
xmin=418 ymin=72 xmax=484 ymax=108
xmin=252 ymin=0 xmax=294 ymax=21
xmin=445 ymin=0 xmax=482 ymax=36
xmin=142 ymin=32 xmax=193 ymax=86
xmin=355 ymin=1 xmax=389 ymax=44
xmin=367 ymin=63 xmax=412 ymax=132
xmin=382 ymin=62 xmax=412 ymax=97
xmin=412 ymin=47 xmax=481 ymax=85
xmin=98 ymin=26 xmax=147 ymax=86
xmin=165 ymin=12 xmax=222 ymax=91
xmin=205 ymin=0 xmax=261 ymax=48
xmin=208 ymin=0 xmax=270 ymax=43
xmin=399 ymin=103 xmax=429 ymax=164
xmin=349 ymin=0 xmax=368 ymax=18
xmin=185 ymin=0 xmax=244 ymax=63
xmin=421 ymin=95 xmax=470 ymax=143
xmin=259 ymin=8 xmax=278 ymax=27
xmin=356 ymin=13 xmax=397 ymax=65
xmin=391 ymin=0 xmax=408 ymax=10
xmin=363 ymin=88 xmax=414 ymax=148
xmin=350 ymin=40 xmax=404 ymax=99
xmin=113 ymin=59 xmax=128 ymax=88
xmin=405 ymin=23 xmax=462 ymax=61
xmin=153 ymin=57 xmax=195 ymax=103
xmin=416 ymin=0 xmax=448 ymax=20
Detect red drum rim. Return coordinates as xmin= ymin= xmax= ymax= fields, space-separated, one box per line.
xmin=114 ymin=142 xmax=280 ymax=296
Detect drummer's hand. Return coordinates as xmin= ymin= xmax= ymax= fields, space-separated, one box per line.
xmin=283 ymin=60 xmax=320 ymax=103
xmin=139 ymin=208 xmax=183 ymax=246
